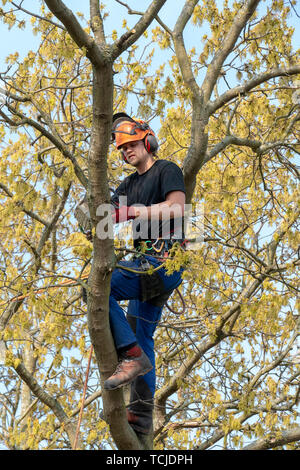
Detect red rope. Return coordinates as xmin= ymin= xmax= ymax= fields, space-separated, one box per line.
xmin=73 ymin=345 xmax=93 ymax=450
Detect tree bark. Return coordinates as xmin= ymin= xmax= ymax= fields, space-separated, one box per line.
xmin=242 ymin=426 xmax=300 ymax=450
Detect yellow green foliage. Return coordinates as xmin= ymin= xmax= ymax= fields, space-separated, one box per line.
xmin=0 ymin=0 xmax=299 ymax=452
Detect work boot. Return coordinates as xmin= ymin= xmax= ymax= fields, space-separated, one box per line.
xmin=99 ymin=409 xmax=152 ymax=435
xmin=104 ymin=346 xmax=153 ymax=391
xmin=126 ymin=409 xmax=152 ymax=435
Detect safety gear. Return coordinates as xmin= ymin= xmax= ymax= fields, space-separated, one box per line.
xmin=127 ymin=376 xmax=154 ymax=434
xmin=137 ymin=238 xmax=185 ymax=258
xmin=137 ymin=255 xmax=169 ymax=304
xmin=111 ymin=113 xmax=159 ymax=161
xmin=104 ymin=347 xmax=153 ymax=390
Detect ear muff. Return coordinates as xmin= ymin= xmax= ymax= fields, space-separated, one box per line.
xmin=144 ymin=133 xmax=159 ymax=154
xmin=134 ymin=121 xmax=159 ymax=154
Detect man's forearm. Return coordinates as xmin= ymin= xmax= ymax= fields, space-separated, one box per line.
xmin=131 ymin=201 xmax=184 ymax=220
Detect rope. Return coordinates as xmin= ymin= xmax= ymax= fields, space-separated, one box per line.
xmin=166 ymin=287 xmax=186 ymax=315
xmin=6 ymin=255 xmax=184 ymax=446
xmin=73 ymin=345 xmax=93 ymax=450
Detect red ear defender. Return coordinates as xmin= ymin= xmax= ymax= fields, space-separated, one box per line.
xmin=144 ymin=133 xmax=159 ymax=154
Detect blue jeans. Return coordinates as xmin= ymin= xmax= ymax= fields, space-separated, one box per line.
xmin=109 ymin=255 xmax=183 ymax=397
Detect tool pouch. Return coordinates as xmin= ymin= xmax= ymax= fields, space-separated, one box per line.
xmin=147 ymin=289 xmax=173 ymax=307
xmin=139 ymin=257 xmax=172 ymax=306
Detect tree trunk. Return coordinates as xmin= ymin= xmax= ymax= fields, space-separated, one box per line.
xmin=87 ymin=63 xmax=144 ymax=450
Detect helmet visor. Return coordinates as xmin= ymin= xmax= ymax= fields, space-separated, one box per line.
xmin=112 ymin=121 xmax=147 ymax=149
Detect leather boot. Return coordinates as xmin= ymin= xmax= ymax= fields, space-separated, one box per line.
xmin=104 ymin=347 xmax=152 ymax=390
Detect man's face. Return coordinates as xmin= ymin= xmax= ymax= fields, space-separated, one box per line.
xmin=121 ymin=140 xmax=149 ymax=167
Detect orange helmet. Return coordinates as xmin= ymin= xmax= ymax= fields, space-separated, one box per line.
xmin=111 ymin=113 xmax=158 ymax=154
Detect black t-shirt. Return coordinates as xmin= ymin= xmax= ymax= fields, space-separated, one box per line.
xmin=111 ymin=160 xmax=185 ymax=244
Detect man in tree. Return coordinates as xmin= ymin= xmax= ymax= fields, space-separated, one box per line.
xmin=101 ymin=113 xmax=186 ymax=434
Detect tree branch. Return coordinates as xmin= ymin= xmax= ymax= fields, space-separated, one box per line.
xmin=209 ymin=65 xmax=300 ymax=114
xmin=36 ymin=183 xmax=71 ymax=256
xmin=90 ymin=0 xmax=106 ymax=45
xmin=44 ymin=0 xmax=106 ymax=67
xmin=203 ymin=135 xmax=261 ymax=164
xmin=202 ymin=0 xmax=261 ymax=103
xmin=10 ymin=1 xmax=66 ymax=31
xmin=2 ymin=100 xmax=88 ymax=189
xmin=114 ymin=0 xmax=172 ymax=35
xmin=173 ymin=0 xmax=200 ymax=100
xmin=0 ymin=182 xmax=48 ymax=226
xmin=203 ymin=132 xmax=299 ymax=165
xmin=14 ymin=360 xmax=79 ymax=448
xmin=155 ymin=331 xmax=226 ymax=409
xmin=242 ymin=426 xmax=300 ymax=450
xmin=110 ymin=0 xmax=168 ymax=60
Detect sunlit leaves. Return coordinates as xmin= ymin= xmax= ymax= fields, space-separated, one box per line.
xmin=0 ymin=0 xmax=299 ymax=452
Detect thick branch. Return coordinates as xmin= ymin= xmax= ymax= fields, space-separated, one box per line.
xmin=202 ymin=0 xmax=261 ymax=103
xmin=242 ymin=426 xmax=300 ymax=450
xmin=203 ymin=135 xmax=261 ymax=164
xmin=14 ymin=360 xmax=79 ymax=448
xmin=173 ymin=0 xmax=200 ymax=99
xmin=90 ymin=0 xmax=106 ymax=45
xmin=110 ymin=0 xmax=168 ymax=60
xmin=203 ymin=132 xmax=300 ymax=166
xmin=182 ymin=98 xmax=209 ymax=204
xmin=183 ymin=63 xmax=300 ymax=200
xmin=44 ymin=0 xmax=106 ymax=67
xmin=209 ymin=65 xmax=300 ymax=114
xmin=172 ymin=4 xmax=210 ymax=204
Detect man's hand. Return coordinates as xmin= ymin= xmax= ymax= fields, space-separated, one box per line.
xmin=112 ymin=205 xmax=136 ymax=224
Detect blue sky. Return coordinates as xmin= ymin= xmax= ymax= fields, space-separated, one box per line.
xmin=1 ymin=0 xmax=298 ymax=59
xmin=0 ymin=1 xmax=200 ymax=65
xmin=0 ymin=1 xmax=206 ymax=135
xmin=0 ymin=1 xmax=299 ymax=130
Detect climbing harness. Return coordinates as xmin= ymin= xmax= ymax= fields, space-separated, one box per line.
xmin=7 ymin=231 xmax=187 ymax=316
